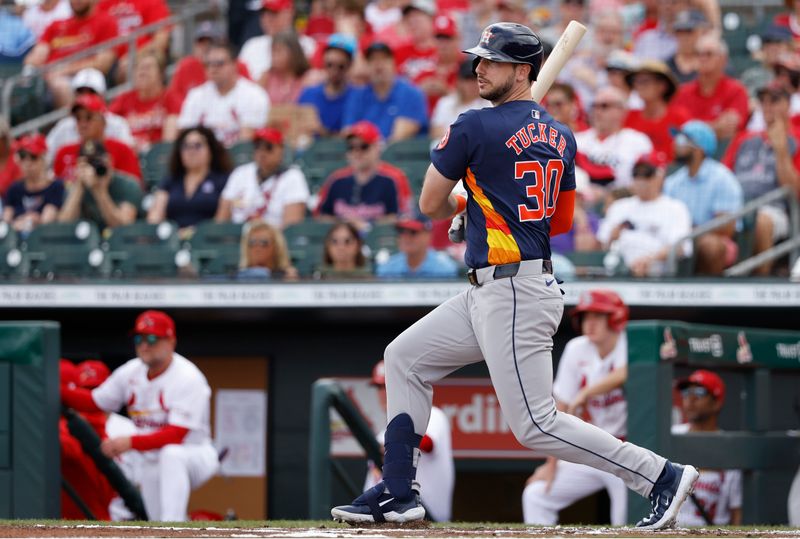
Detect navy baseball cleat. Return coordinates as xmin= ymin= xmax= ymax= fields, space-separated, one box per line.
xmin=331 ymin=481 xmax=425 ymax=524
xmin=636 ymin=462 xmax=700 ymax=530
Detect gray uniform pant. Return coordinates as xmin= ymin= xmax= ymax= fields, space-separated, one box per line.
xmin=384 ymin=261 xmax=666 ymax=497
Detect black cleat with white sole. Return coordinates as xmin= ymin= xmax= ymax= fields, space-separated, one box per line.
xmin=331 ymin=481 xmax=425 ymax=524
xmin=636 ymin=462 xmax=700 ymax=530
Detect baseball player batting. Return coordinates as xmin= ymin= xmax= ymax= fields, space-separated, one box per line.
xmin=332 ymin=22 xmax=700 ymax=529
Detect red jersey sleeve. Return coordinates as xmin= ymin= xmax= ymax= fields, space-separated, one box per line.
xmin=53 ymin=147 xmax=68 ymax=179
xmin=721 ymin=131 xmax=747 ymax=169
xmin=62 ymin=385 xmax=103 ymax=413
xmin=109 ymin=140 xmax=143 ymax=182
xmin=130 ymin=424 xmax=189 ymax=450
xmin=549 ymin=189 xmax=575 ymax=237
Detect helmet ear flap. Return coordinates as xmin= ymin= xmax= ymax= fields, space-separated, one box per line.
xmin=472 ymin=56 xmax=480 ymax=75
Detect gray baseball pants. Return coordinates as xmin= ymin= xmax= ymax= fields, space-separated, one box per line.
xmin=383 ymin=259 xmax=666 ymax=497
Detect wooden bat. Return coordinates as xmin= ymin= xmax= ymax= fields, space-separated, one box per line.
xmin=530 ymin=20 xmax=587 ymax=103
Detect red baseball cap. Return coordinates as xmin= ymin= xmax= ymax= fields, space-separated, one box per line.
xmin=635 ymin=150 xmax=668 ymax=169
xmin=261 ymin=0 xmax=291 ymax=12
xmin=77 ymin=359 xmax=110 ymax=389
xmin=60 ymin=358 xmax=79 ymax=388
xmin=434 ymin=14 xmax=458 ymax=38
xmin=677 ymin=369 xmax=725 ymax=403
xmin=396 ymin=210 xmax=433 ymax=232
xmin=71 ymin=93 xmax=106 ymax=114
xmin=13 ymin=134 xmax=47 ymax=156
xmin=132 ymin=310 xmax=176 ymax=338
xmin=345 ymin=121 xmax=381 ymax=145
xmin=254 ymin=127 xmax=284 ymax=146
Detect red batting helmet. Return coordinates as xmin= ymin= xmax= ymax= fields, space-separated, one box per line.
xmin=371 ymin=360 xmax=386 ymax=386
xmin=570 ymin=289 xmax=629 ymax=333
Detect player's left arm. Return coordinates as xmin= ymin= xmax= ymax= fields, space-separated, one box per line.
xmin=419 ymin=164 xmax=461 ymax=219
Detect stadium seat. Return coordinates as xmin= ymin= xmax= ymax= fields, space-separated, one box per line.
xmin=139 ymin=142 xmax=173 ymax=192
xmin=381 ymin=138 xmax=432 ymax=195
xmin=735 ymin=212 xmax=758 ymax=264
xmin=295 ymin=137 xmax=348 ymax=192
xmin=189 ymin=222 xmax=243 ymax=277
xmin=283 ymin=220 xmax=331 ymax=277
xmin=105 ymin=221 xmax=182 ymax=278
xmin=0 ymin=222 xmax=25 ymax=279
xmin=229 ymin=141 xmax=254 ymax=168
xmin=23 ymin=221 xmax=104 ymax=280
xmin=9 ymin=76 xmax=47 ymax=127
xmin=565 ymin=250 xmax=617 ymax=277
xmin=365 ymin=222 xmax=399 ymax=260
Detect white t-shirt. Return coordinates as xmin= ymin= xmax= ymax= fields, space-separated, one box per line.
xmin=92 ymin=353 xmax=212 ymax=447
xmin=46 ymin=113 xmax=134 ymax=163
xmin=574 ymin=128 xmax=653 ymax=188
xmin=22 ymin=0 xmax=71 ymax=39
xmin=178 ymin=78 xmax=270 ymax=147
xmin=430 ymin=94 xmax=490 ymax=134
xmin=365 ymin=407 xmax=455 ymax=522
xmin=364 ymin=3 xmax=402 ymax=31
xmin=238 ymin=34 xmax=318 ymax=82
xmin=552 ymin=334 xmax=628 ymax=439
xmin=596 ymin=195 xmax=693 ymax=275
xmin=221 ymin=162 xmax=310 ymax=227
xmin=672 ymin=423 xmax=743 ymax=526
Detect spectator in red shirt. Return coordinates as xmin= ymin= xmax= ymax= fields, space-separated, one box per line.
xmin=24 ymin=0 xmax=119 ymax=108
xmin=259 ymin=31 xmax=311 ymax=105
xmin=416 ymin=14 xmax=463 ymax=112
xmin=54 ymin=93 xmax=142 ymax=185
xmin=109 ymin=52 xmax=180 ymax=152
xmin=624 ymin=60 xmax=691 ymax=161
xmin=674 ymin=34 xmax=750 ymax=142
xmin=163 ymin=22 xmax=251 ymax=115
xmin=95 ymin=0 xmax=171 ymax=83
xmin=395 ymin=0 xmax=438 ymax=86
xmin=0 ymin=118 xmax=21 ymax=199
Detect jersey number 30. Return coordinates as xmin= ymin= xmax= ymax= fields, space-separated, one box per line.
xmin=514 ymin=159 xmax=564 ymax=222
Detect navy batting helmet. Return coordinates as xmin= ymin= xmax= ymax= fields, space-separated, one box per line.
xmin=570 ymin=289 xmax=629 ymax=333
xmin=464 ymin=22 xmax=544 ymax=80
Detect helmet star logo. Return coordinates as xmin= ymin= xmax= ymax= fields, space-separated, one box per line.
xmin=480 ymin=28 xmax=493 ymax=46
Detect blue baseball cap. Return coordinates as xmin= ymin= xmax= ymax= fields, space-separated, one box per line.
xmin=325 ymin=33 xmax=357 ymax=58
xmin=670 ymin=120 xmax=717 ymax=156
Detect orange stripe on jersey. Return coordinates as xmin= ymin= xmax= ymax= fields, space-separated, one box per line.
xmin=464 ymin=168 xmax=521 ymax=265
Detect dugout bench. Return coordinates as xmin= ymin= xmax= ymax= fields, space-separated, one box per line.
xmin=626 ymin=320 xmax=800 ymax=524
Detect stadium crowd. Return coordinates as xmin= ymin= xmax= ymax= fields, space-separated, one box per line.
xmin=0 ymin=0 xmax=799 ymax=280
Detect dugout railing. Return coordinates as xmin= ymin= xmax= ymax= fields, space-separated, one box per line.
xmin=626 ymin=320 xmax=800 ymax=524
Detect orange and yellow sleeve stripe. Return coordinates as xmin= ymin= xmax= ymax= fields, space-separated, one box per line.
xmin=464 ymin=168 xmax=521 ymax=265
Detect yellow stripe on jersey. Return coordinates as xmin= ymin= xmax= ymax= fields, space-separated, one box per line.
xmin=464 ymin=168 xmax=521 ymax=265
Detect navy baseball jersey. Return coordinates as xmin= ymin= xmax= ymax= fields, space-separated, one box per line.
xmin=431 ymin=100 xmax=577 ymax=269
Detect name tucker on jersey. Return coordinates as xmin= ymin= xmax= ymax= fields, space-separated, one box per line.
xmin=504 ymin=122 xmax=567 ymax=157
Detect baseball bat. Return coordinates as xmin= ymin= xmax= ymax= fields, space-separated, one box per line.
xmin=530 ymin=20 xmax=587 ymax=103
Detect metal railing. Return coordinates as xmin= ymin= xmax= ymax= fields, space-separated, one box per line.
xmin=1 ymin=1 xmax=213 ymax=137
xmin=665 ymin=184 xmax=800 ymax=277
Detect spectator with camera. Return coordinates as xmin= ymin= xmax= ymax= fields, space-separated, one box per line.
xmin=597 ymin=153 xmax=692 ymax=277
xmin=2 ymin=134 xmax=65 ymax=236
xmin=216 ymin=127 xmax=308 ymax=229
xmin=147 ymin=126 xmax=231 ymax=234
xmin=58 ymin=139 xmax=142 ymax=230
xmin=53 ymin=93 xmax=141 ymax=186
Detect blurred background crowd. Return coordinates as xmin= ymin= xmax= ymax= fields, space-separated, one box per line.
xmin=0 ymin=0 xmax=799 ymax=281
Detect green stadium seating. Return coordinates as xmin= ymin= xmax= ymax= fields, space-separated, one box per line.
xmin=139 ymin=142 xmax=173 ymax=192
xmin=189 ymin=222 xmax=243 ymax=277
xmin=0 ymin=223 xmax=25 ymax=279
xmin=735 ymin=212 xmax=758 ymax=263
xmin=23 ymin=221 xmax=104 ymax=279
xmin=365 ymin=222 xmax=398 ymax=259
xmin=295 ymin=138 xmax=348 ymax=192
xmin=230 ymin=141 xmax=254 ymax=168
xmin=565 ymin=249 xmax=617 ymax=277
xmin=105 ymin=221 xmax=182 ymax=278
xmin=283 ymin=220 xmax=331 ymax=277
xmin=9 ymin=77 xmax=47 ymax=127
xmin=381 ymin=138 xmax=432 ymax=196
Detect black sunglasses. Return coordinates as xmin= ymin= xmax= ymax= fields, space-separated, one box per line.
xmin=133 ymin=334 xmax=160 ymax=346
xmin=16 ymin=151 xmax=40 ymax=161
xmin=347 ymin=142 xmax=370 ymax=152
xmin=681 ymin=386 xmax=710 ymax=399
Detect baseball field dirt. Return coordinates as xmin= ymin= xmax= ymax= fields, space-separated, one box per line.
xmin=0 ymin=522 xmax=798 ymax=538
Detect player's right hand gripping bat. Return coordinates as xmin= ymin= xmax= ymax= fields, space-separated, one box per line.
xmin=449 ymin=20 xmax=587 ymax=243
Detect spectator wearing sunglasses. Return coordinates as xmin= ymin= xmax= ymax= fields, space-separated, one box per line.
xmin=237 ymin=220 xmax=298 ymax=280
xmin=2 ymin=134 xmax=65 ymax=236
xmin=315 ymin=121 xmax=410 ymax=231
xmin=147 ymin=127 xmax=232 ymax=235
xmin=216 ymin=127 xmax=309 ymax=229
xmin=298 ymin=34 xmax=358 ymax=135
xmin=316 ymin=221 xmax=372 ymax=279
xmin=673 ymin=370 xmax=742 ymax=527
xmin=375 ymin=211 xmax=457 ymax=279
